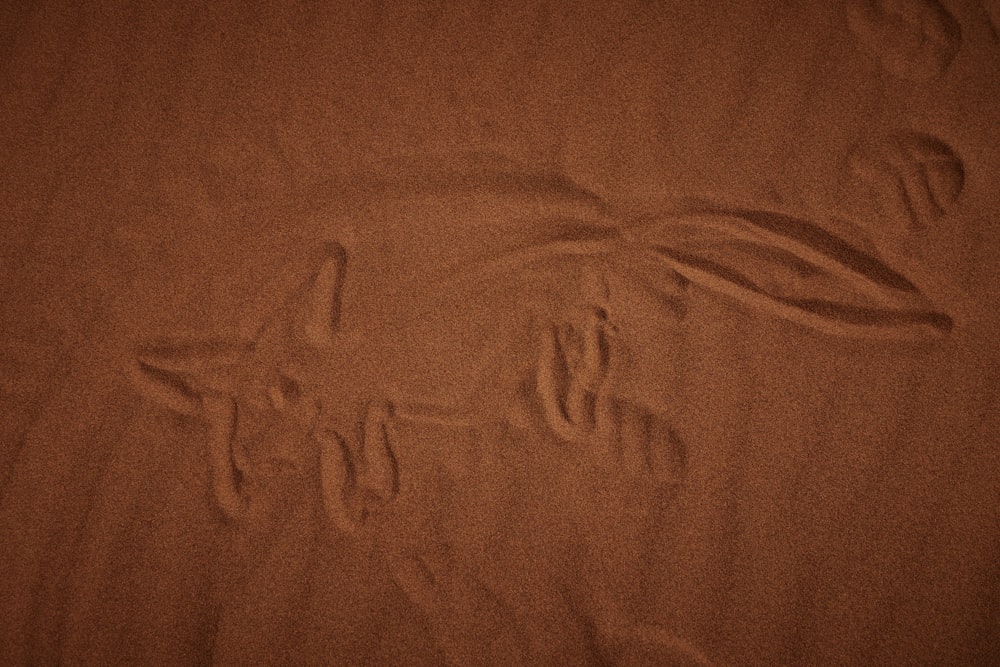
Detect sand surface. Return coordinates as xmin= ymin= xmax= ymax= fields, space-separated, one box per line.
xmin=1 ymin=1 xmax=999 ymax=665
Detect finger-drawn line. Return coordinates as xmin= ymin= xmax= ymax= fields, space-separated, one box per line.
xmin=132 ymin=359 xmax=207 ymax=416
xmin=894 ymin=171 xmax=923 ymax=227
xmin=536 ymin=324 xmax=585 ymax=444
xmin=303 ymin=242 xmax=347 ymax=348
xmin=620 ymin=206 xmax=955 ymax=340
xmin=635 ymin=208 xmax=919 ymax=293
xmin=645 ymin=244 xmax=953 ymax=338
xmin=361 ymin=401 xmax=401 ymax=502
xmin=229 ymin=403 xmax=254 ymax=481
xmin=317 ymin=426 xmax=360 ymax=535
xmin=203 ymin=395 xmax=247 ymax=523
xmin=565 ymin=309 xmax=611 ymax=434
xmin=390 ymin=552 xmax=439 ymax=609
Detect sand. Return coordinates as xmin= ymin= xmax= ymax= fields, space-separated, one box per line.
xmin=1 ymin=1 xmax=998 ymax=665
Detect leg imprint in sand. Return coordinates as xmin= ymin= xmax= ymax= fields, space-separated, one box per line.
xmin=845 ymin=0 xmax=962 ymax=81
xmin=125 ymin=187 xmax=955 ymax=664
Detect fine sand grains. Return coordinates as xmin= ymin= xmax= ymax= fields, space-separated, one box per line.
xmin=1 ymin=1 xmax=998 ymax=665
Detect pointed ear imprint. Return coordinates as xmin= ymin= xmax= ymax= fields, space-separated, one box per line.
xmin=622 ymin=209 xmax=955 ymax=341
xmin=300 ymin=242 xmax=347 ymax=350
xmin=129 ymin=339 xmax=251 ymax=416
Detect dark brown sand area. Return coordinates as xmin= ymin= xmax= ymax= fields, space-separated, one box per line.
xmin=2 ymin=1 xmax=999 ymax=664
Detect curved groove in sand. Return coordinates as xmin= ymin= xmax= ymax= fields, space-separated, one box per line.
xmin=845 ymin=0 xmax=962 ymax=81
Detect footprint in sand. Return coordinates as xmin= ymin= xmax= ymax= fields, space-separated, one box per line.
xmin=847 ymin=131 xmax=965 ymax=233
xmin=846 ymin=0 xmax=962 ymax=81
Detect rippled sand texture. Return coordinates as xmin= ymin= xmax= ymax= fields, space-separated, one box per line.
xmin=2 ymin=2 xmax=999 ymax=665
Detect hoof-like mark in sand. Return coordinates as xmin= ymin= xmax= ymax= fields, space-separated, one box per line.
xmin=848 ymin=131 xmax=965 ymax=233
xmin=846 ymin=0 xmax=962 ymax=81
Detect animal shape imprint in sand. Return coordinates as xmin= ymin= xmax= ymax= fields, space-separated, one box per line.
xmin=129 ymin=242 xmax=349 ymax=524
xmin=125 ymin=193 xmax=955 ymax=665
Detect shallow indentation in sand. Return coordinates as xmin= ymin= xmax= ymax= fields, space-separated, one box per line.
xmin=2 ymin=2 xmax=998 ymax=664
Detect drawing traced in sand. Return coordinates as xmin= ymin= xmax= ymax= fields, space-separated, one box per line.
xmin=846 ymin=0 xmax=962 ymax=81
xmin=129 ymin=242 xmax=346 ymax=524
xmin=317 ymin=399 xmax=406 ymax=537
xmin=533 ymin=281 xmax=686 ymax=491
xmin=3 ymin=0 xmax=998 ymax=661
xmin=472 ymin=207 xmax=956 ymax=341
xmin=847 ymin=131 xmax=965 ymax=232
xmin=126 ymin=190 xmax=956 ymax=665
xmin=387 ymin=536 xmax=534 ymax=665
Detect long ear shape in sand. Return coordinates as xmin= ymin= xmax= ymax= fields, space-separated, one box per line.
xmin=621 ymin=209 xmax=954 ymax=341
xmin=260 ymin=241 xmax=347 ymax=352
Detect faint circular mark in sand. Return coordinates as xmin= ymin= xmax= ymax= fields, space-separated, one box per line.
xmin=846 ymin=0 xmax=962 ymax=81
